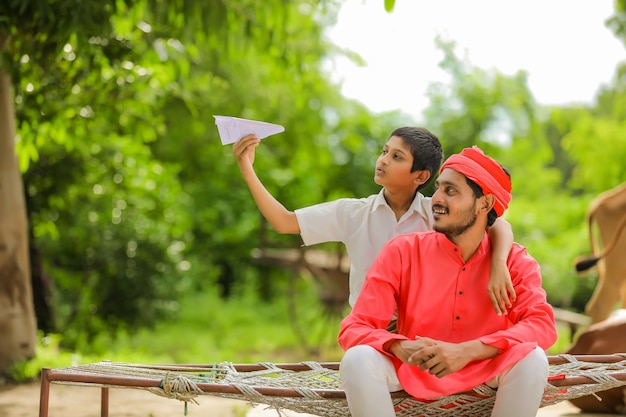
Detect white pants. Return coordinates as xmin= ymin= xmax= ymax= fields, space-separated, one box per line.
xmin=339 ymin=345 xmax=548 ymax=417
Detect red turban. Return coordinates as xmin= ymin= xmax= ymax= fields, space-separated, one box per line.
xmin=440 ymin=146 xmax=512 ymax=217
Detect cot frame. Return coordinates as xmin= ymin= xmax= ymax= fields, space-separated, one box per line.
xmin=38 ymin=355 xmax=626 ymax=417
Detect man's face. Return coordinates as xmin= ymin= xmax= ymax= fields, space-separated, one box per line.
xmin=431 ymin=168 xmax=480 ymax=238
xmin=374 ymin=135 xmax=415 ymax=190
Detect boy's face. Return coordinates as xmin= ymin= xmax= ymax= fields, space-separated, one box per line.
xmin=374 ymin=135 xmax=417 ymax=191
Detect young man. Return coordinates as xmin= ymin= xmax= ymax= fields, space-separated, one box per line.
xmin=233 ymin=128 xmax=515 ymax=313
xmin=337 ymin=146 xmax=558 ymax=417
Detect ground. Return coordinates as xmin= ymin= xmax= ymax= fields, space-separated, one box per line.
xmin=0 ymin=380 xmax=622 ymax=417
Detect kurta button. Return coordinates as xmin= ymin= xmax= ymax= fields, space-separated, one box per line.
xmin=456 ymin=316 xmax=460 ymax=320
xmin=462 ymin=267 xmax=466 ymax=271
xmin=459 ymin=291 xmax=463 ymax=295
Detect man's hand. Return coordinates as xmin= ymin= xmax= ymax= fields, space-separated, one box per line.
xmin=387 ymin=337 xmax=437 ymax=364
xmin=408 ymin=338 xmax=473 ymax=378
xmin=488 ymin=260 xmax=516 ymax=315
xmin=389 ymin=338 xmax=498 ymax=379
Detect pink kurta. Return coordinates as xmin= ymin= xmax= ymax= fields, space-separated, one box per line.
xmin=338 ymin=231 xmax=558 ymax=399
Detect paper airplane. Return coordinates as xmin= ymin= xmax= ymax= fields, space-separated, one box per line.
xmin=214 ymin=115 xmax=285 ymax=145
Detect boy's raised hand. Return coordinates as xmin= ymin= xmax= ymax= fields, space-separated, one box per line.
xmin=232 ymin=134 xmax=261 ymax=168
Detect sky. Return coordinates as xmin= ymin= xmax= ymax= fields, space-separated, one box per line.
xmin=325 ymin=0 xmax=625 ymax=120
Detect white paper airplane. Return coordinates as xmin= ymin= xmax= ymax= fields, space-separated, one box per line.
xmin=214 ymin=115 xmax=285 ymax=145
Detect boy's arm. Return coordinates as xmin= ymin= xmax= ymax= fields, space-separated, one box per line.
xmin=233 ymin=134 xmax=300 ymax=234
xmin=487 ymin=218 xmax=516 ymax=315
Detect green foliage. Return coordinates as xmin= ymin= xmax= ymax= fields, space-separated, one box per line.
xmin=607 ymin=0 xmax=626 ymax=45
xmin=384 ymin=0 xmax=396 ymax=13
xmin=7 ymin=333 xmax=102 ymax=382
xmin=558 ymin=67 xmax=626 ymax=194
xmin=64 ymin=284 xmax=344 ymax=364
xmin=11 ymin=5 xmax=199 ymax=345
xmin=25 ymin=136 xmax=192 ymax=344
xmin=422 ymin=37 xmax=536 ymax=165
xmin=0 ymin=0 xmax=126 ymax=85
xmin=505 ymin=194 xmax=591 ymax=310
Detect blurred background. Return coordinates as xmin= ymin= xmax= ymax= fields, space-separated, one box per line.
xmin=1 ymin=0 xmax=625 ymax=381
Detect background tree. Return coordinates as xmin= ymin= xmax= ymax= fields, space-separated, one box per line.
xmin=0 ymin=36 xmax=37 ymax=374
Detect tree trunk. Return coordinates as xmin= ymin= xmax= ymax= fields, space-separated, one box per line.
xmin=0 ymin=38 xmax=38 ymax=376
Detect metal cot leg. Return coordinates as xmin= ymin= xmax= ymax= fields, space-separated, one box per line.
xmin=38 ymin=368 xmax=51 ymax=417
xmin=101 ymin=387 xmax=109 ymax=417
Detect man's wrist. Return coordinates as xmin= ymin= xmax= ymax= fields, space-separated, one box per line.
xmin=463 ymin=340 xmax=499 ymax=361
xmin=384 ymin=339 xmax=399 ymax=355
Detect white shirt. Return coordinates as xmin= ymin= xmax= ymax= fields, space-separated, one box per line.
xmin=295 ymin=189 xmax=433 ymax=306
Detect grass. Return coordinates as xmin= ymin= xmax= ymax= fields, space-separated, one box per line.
xmin=10 ymin=287 xmax=344 ymax=382
xmin=99 ymin=289 xmax=345 ymax=364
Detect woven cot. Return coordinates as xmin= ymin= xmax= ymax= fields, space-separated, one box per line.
xmin=39 ymin=354 xmax=626 ymax=417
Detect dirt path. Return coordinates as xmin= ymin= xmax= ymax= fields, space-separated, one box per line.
xmin=0 ymin=380 xmax=620 ymax=417
xmin=0 ymin=381 xmax=245 ymax=417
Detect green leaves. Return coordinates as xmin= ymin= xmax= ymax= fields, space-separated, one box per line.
xmin=384 ymin=0 xmax=396 ymax=13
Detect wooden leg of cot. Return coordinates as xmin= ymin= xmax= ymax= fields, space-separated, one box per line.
xmin=39 ymin=368 xmax=51 ymax=417
xmin=101 ymin=387 xmax=109 ymax=417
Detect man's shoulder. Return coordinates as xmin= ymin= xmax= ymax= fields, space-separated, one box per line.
xmin=510 ymin=241 xmax=533 ymax=256
xmin=507 ymin=242 xmax=541 ymax=267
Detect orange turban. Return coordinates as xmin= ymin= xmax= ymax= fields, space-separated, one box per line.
xmin=440 ymin=146 xmax=512 ymax=217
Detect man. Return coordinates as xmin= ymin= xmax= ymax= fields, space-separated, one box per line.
xmin=338 ymin=146 xmax=558 ymax=417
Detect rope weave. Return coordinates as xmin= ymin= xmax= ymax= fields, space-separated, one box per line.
xmin=46 ymin=356 xmax=626 ymax=417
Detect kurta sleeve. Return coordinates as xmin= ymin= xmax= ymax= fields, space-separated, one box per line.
xmin=478 ymin=244 xmax=558 ymax=351
xmin=338 ymin=237 xmax=409 ymax=353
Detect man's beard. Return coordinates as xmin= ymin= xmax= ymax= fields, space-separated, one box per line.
xmin=433 ymin=201 xmax=478 ymax=238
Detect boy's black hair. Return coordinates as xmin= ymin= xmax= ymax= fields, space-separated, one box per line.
xmin=389 ymin=127 xmax=444 ymax=192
